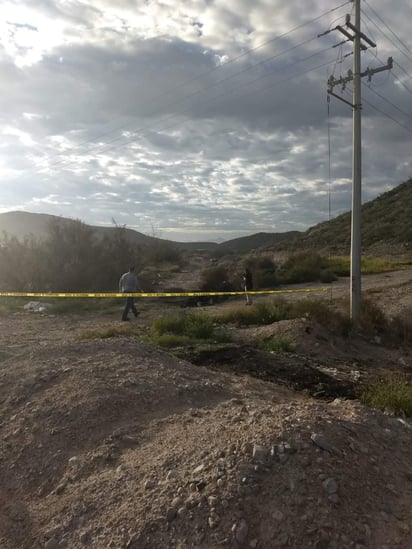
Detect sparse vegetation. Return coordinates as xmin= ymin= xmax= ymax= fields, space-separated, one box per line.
xmin=214 ymin=297 xmax=350 ymax=333
xmin=78 ymin=324 xmax=136 ymax=340
xmin=150 ymin=311 xmax=231 ymax=346
xmin=361 ymin=376 xmax=412 ymax=417
xmin=259 ymin=336 xmax=294 ymax=353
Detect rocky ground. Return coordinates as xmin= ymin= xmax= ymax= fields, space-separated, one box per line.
xmin=0 ymin=270 xmax=412 ymax=549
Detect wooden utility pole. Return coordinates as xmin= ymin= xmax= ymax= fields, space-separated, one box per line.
xmin=327 ymin=0 xmax=392 ymax=320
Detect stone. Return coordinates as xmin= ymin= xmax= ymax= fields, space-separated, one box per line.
xmin=241 ymin=442 xmax=254 ymax=456
xmin=144 ymin=479 xmax=156 ymax=490
xmin=208 ymin=513 xmax=220 ymax=528
xmin=79 ymin=531 xmax=90 ymax=544
xmin=311 ymin=433 xmax=338 ymax=454
xmin=192 ymin=464 xmax=205 ymax=475
xmin=177 ymin=506 xmax=187 ymax=518
xmin=272 ymin=510 xmax=284 ymax=522
xmin=44 ymin=539 xmax=59 ymax=549
xmin=208 ymin=496 xmax=218 ymax=507
xmin=166 ymin=508 xmax=177 ymax=522
xmin=171 ymin=496 xmax=183 ymax=508
xmin=166 ymin=469 xmax=179 ymax=481
xmin=252 ymin=444 xmax=270 ymax=463
xmin=232 ymin=519 xmax=249 ymax=545
xmin=322 ymin=478 xmax=338 ymax=495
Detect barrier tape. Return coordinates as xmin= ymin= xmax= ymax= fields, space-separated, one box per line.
xmin=0 ymin=288 xmax=328 ymax=298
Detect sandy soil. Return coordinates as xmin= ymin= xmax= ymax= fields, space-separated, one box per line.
xmin=0 ymin=269 xmax=411 ymax=549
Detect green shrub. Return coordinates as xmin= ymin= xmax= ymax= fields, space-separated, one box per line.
xmin=255 ymin=269 xmax=278 ymax=288
xmin=327 ymin=256 xmax=350 ymax=276
xmin=361 ymin=376 xmax=412 ymax=417
xmin=151 ymin=313 xmax=186 ymax=335
xmin=259 ymin=336 xmax=294 ymax=353
xmin=389 ymin=308 xmax=412 ymax=344
xmin=358 ymin=299 xmax=388 ymax=334
xmin=215 ymin=302 xmax=285 ymax=327
xmin=150 ymin=311 xmax=231 ymax=344
xmin=200 ymin=265 xmax=231 ymax=291
xmin=319 ymin=269 xmax=337 ymax=283
xmin=279 ymin=252 xmax=324 ymax=284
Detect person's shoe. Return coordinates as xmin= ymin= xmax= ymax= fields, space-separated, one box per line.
xmin=122 ymin=318 xmax=130 ymax=321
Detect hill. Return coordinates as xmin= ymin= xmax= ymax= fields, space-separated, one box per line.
xmin=0 ymin=211 xmax=298 ymax=255
xmin=274 ymin=179 xmax=412 ymax=255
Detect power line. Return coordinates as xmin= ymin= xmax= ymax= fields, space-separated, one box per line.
xmin=42 ymin=43 xmax=340 ymax=171
xmin=362 ymin=95 xmax=412 ymax=135
xmin=31 ymin=52 xmax=339 ymax=179
xmin=393 ymin=61 xmax=412 ymax=84
xmin=362 ymin=81 xmax=412 ymax=123
xmin=55 ymin=0 xmax=352 ymax=159
xmin=363 ymin=0 xmax=412 ymax=57
xmin=361 ymin=5 xmax=412 ymax=64
xmin=38 ymin=35 xmax=321 ymax=171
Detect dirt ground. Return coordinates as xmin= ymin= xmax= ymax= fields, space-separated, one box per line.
xmin=0 ymin=269 xmax=412 ymax=549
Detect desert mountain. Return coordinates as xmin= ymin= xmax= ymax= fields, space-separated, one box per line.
xmin=0 ymin=211 xmax=298 ymax=255
xmin=272 ymin=179 xmax=412 ymax=255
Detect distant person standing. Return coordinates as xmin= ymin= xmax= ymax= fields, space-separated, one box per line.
xmin=119 ymin=266 xmax=141 ymax=321
xmin=242 ymin=268 xmax=253 ymax=305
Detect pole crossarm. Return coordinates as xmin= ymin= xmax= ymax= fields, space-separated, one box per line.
xmin=328 ymin=57 xmax=393 ymax=95
xmin=345 ymin=15 xmax=376 ymax=48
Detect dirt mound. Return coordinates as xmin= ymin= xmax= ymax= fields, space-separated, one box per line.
xmin=1 ymin=317 xmax=412 ymax=549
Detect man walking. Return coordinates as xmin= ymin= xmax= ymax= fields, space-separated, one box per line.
xmin=119 ymin=266 xmax=141 ymax=321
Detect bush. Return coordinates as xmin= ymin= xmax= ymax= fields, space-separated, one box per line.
xmin=259 ymin=336 xmax=294 ymax=353
xmin=215 ymin=302 xmax=285 ymax=327
xmin=254 ymin=269 xmax=278 ymax=288
xmin=361 ymin=376 xmax=412 ymax=417
xmin=279 ymin=252 xmax=324 ymax=284
xmin=319 ymin=269 xmax=337 ymax=283
xmin=358 ymin=299 xmax=388 ymax=334
xmin=389 ymin=308 xmax=412 ymax=344
xmin=150 ymin=311 xmax=231 ymax=345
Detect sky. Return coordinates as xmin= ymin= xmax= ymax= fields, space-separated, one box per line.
xmin=0 ymin=0 xmax=411 ymax=242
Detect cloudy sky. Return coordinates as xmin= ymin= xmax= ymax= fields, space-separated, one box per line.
xmin=1 ymin=0 xmax=411 ymax=242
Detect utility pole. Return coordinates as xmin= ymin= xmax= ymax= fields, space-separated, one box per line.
xmin=326 ymin=0 xmax=393 ymax=320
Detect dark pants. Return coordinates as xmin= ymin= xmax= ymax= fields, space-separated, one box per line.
xmin=122 ymin=297 xmax=138 ymax=320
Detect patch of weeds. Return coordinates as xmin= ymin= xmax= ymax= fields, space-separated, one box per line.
xmin=361 ymin=257 xmax=404 ymax=274
xmin=361 ymin=376 xmax=412 ymax=417
xmin=389 ymin=307 xmax=412 ymax=344
xmin=358 ymin=299 xmax=388 ymax=334
xmin=150 ymin=334 xmax=192 ymax=347
xmin=150 ymin=311 xmax=231 ymax=347
xmin=78 ymin=325 xmax=136 ymax=340
xmin=215 ymin=301 xmax=287 ymax=327
xmin=259 ymin=336 xmax=294 ymax=353
xmin=327 ymin=256 xmax=350 ymax=276
xmin=288 ymin=299 xmax=351 ymax=335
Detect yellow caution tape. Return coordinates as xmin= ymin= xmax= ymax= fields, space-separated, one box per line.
xmin=0 ymin=288 xmax=328 ymax=298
